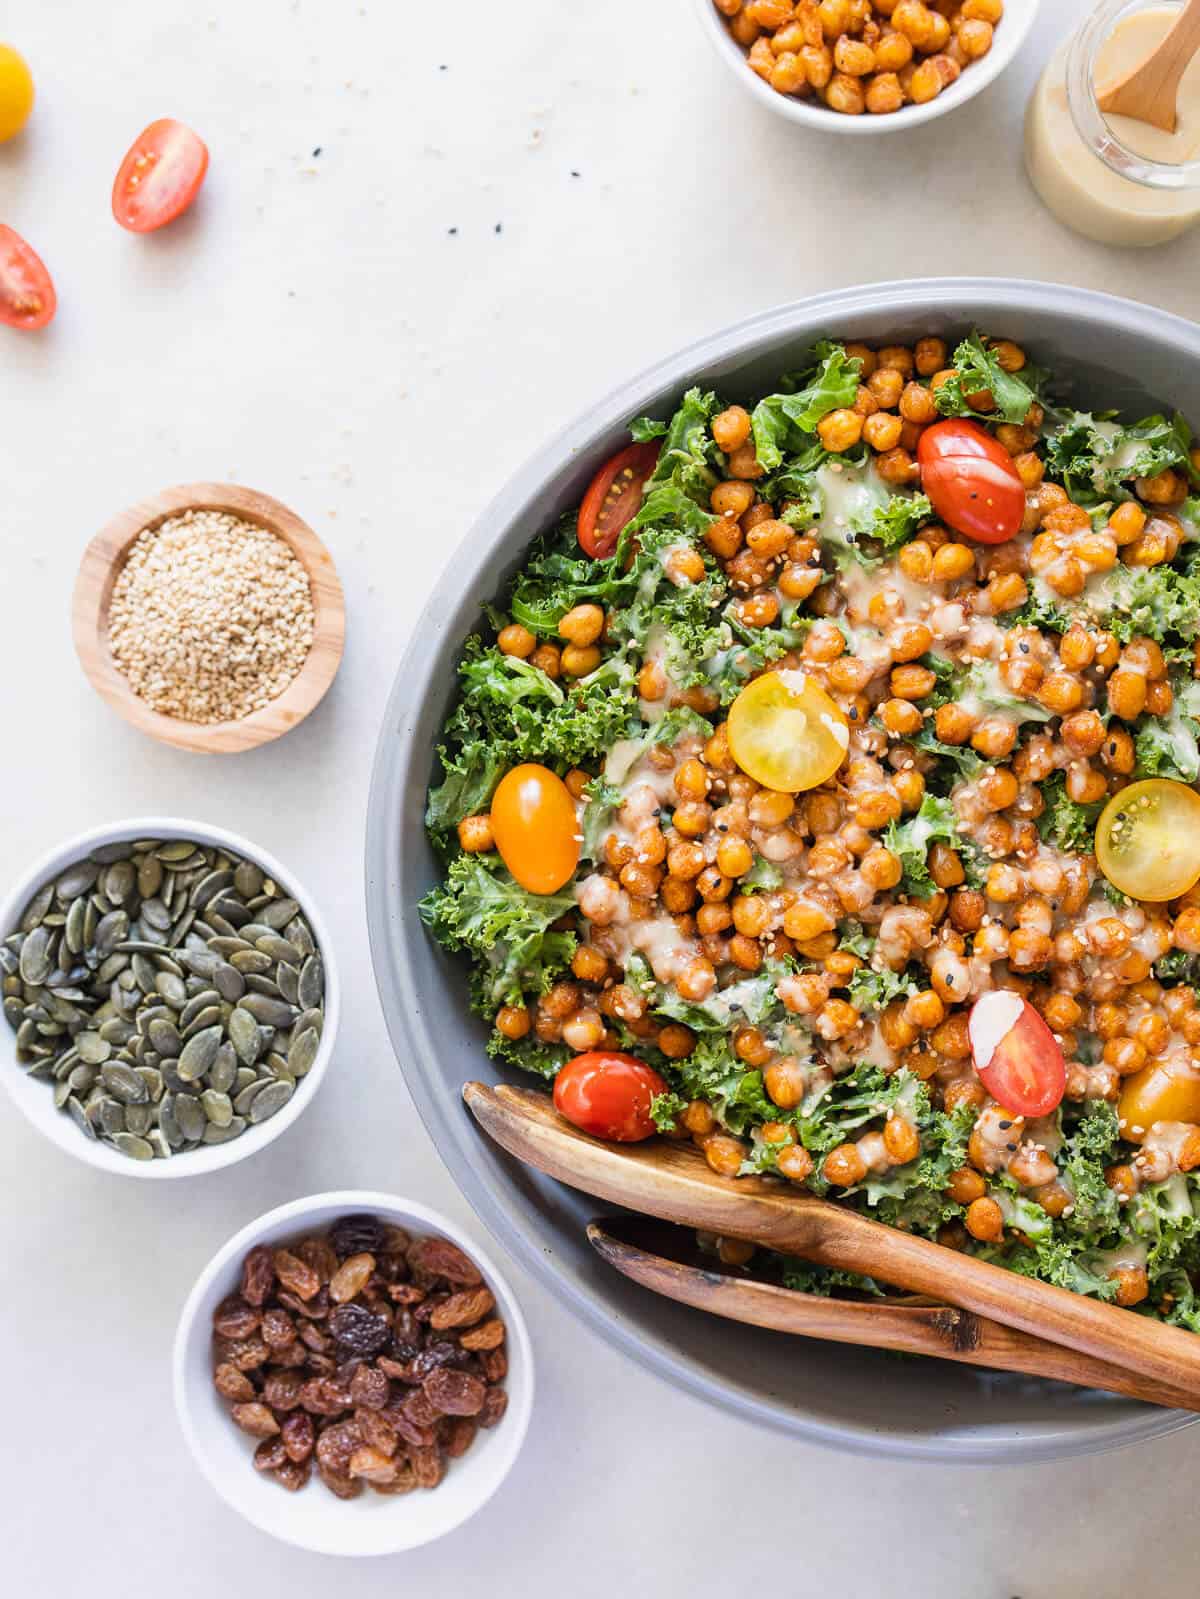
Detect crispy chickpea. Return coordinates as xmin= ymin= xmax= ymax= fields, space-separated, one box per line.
xmin=777 ymin=1145 xmax=815 ymax=1184
xmin=865 ymin=68 xmax=905 ymax=111
xmin=497 ymin=623 xmax=536 ymax=659
xmin=876 ymin=445 xmax=918 ymax=484
xmin=824 ymin=1142 xmax=868 ymax=1186
xmin=559 ymin=604 xmax=604 ymax=647
xmin=571 ymin=944 xmax=609 ymax=984
xmin=1109 ymin=500 xmax=1146 ymax=544
xmin=971 ymin=716 xmax=1018 ymax=760
xmin=947 ymin=1166 xmax=987 ymax=1204
xmin=732 ymin=894 xmax=773 ymax=938
xmin=1106 ymin=668 xmax=1148 ymax=721
xmin=764 ymin=1056 xmax=808 ymax=1109
xmin=861 ymin=845 xmax=903 ymax=890
xmin=1109 ymin=1266 xmax=1149 ymax=1308
xmin=746 ymin=517 xmax=793 ymax=559
xmin=703 ymin=1134 xmax=746 ymax=1178
xmin=712 ymin=405 xmax=752 ymax=453
xmin=883 ymin=1116 xmax=920 ymax=1164
xmin=458 ymin=814 xmax=494 ymax=853
xmin=717 ymin=836 xmax=755 ymax=877
xmin=931 ymin=542 xmax=975 ymax=582
xmin=965 ymin=1196 xmax=1005 ymax=1242
xmin=749 ymin=788 xmax=796 ymax=828
xmin=834 ymin=35 xmax=876 ymax=74
xmin=817 ymin=407 xmax=865 ymax=452
xmin=863 ymin=410 xmax=904 ymax=451
xmin=878 ymin=697 xmax=923 ymax=735
xmin=909 ymin=57 xmax=944 ymax=101
xmin=561 ymin=643 xmax=601 ymax=678
xmin=868 ymin=367 xmax=905 ymax=408
xmin=899 ymin=381 xmax=938 ymax=425
xmin=890 ymin=662 xmax=937 ymax=699
xmin=1037 ymin=672 xmax=1084 ymax=715
xmin=495 ymin=1004 xmax=531 ymax=1040
xmin=657 ymin=1023 xmax=696 ymax=1061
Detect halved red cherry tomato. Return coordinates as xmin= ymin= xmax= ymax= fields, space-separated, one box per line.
xmin=553 ymin=1051 xmax=668 ymax=1142
xmin=968 ymin=990 xmax=1066 ymax=1118
xmin=490 ymin=763 xmax=580 ymax=895
xmin=0 ymin=225 xmax=55 ymax=329
xmin=917 ymin=419 xmax=1024 ymax=545
xmin=113 ymin=118 xmax=208 ymax=233
xmin=578 ymin=441 xmax=660 ymax=559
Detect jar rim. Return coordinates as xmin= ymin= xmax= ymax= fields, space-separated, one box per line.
xmin=1068 ymin=0 xmax=1200 ymax=190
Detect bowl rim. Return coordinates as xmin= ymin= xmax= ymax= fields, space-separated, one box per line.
xmin=172 ymin=1188 xmax=535 ymax=1556
xmin=688 ymin=0 xmax=1043 ymax=134
xmin=366 ymin=278 xmax=1200 ymax=1463
xmin=0 ymin=815 xmax=339 ymax=1179
xmin=71 ymin=482 xmax=346 ymax=756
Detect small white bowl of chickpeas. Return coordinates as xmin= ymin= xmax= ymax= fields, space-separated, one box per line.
xmin=692 ymin=0 xmax=1041 ymax=131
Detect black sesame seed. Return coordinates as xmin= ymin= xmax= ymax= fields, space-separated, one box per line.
xmin=998 ymin=1119 xmax=1013 ymax=1129
xmin=312 ymin=146 xmax=322 ymax=157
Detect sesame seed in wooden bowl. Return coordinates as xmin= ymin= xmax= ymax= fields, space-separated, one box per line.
xmin=72 ymin=484 xmax=345 ymax=755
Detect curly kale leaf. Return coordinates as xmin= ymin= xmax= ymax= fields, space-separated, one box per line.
xmin=1082 ymin=562 xmax=1200 ymax=647
xmin=652 ymin=961 xmax=793 ymax=1035
xmin=485 ymin=1028 xmax=569 ymax=1081
xmin=846 ymin=964 xmax=918 ymax=1015
xmin=910 ymin=725 xmax=985 ymax=783
xmin=778 ymin=1260 xmax=889 ymax=1297
xmin=1134 ymin=678 xmax=1200 ymax=783
xmin=419 ymin=854 xmax=577 ymax=1010
xmin=751 ymin=342 xmax=862 ymax=473
xmin=669 ymin=1034 xmax=783 ymax=1136
xmin=932 ymin=332 xmax=1048 ymax=426
xmin=1036 ymin=772 xmax=1102 ymax=854
xmin=640 ymin=386 xmax=723 ymax=508
xmin=649 ymin=1090 xmax=688 ymax=1133
xmin=854 ymin=490 xmax=934 ymax=553
xmin=883 ymin=794 xmax=964 ymax=898
xmin=1155 ymin=949 xmax=1200 ymax=984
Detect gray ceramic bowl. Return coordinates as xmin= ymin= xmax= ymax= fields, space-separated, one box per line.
xmin=366 ymin=279 xmax=1200 ymax=1463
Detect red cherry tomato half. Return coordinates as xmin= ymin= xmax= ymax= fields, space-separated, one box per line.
xmin=553 ymin=1051 xmax=668 ymax=1142
xmin=578 ymin=441 xmax=660 ymax=559
xmin=0 ymin=225 xmax=55 ymax=329
xmin=113 ymin=118 xmax=209 ymax=233
xmin=968 ymin=990 xmax=1066 ymax=1119
xmin=917 ymin=419 xmax=1025 ymax=546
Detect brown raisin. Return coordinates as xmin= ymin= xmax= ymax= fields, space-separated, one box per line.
xmin=254 ymin=1436 xmax=288 ymax=1472
xmin=348 ymin=1445 xmax=398 ymax=1484
xmin=240 ymin=1244 xmax=276 ymax=1307
xmin=441 ymin=1416 xmax=478 ymax=1458
xmin=295 ymin=1235 xmax=340 ymax=1284
xmin=386 ymin=1398 xmax=437 ymax=1450
xmin=272 ymin=1248 xmax=321 ymax=1301
xmin=408 ymin=1237 xmax=482 ymax=1286
xmin=459 ymin=1317 xmax=506 ymax=1351
xmin=349 ymin=1363 xmax=390 ymax=1411
xmin=331 ymin=1214 xmax=386 ymax=1257
xmin=330 ymin=1303 xmax=390 ymax=1356
xmin=274 ymin=1457 xmax=312 ymax=1493
xmin=262 ymin=1369 xmax=306 ymax=1412
xmin=231 ymin=1402 xmax=281 ymax=1439
xmin=378 ymin=1354 xmax=418 ymax=1383
xmin=478 ymin=1385 xmax=508 ymax=1429
xmin=299 ymin=1321 xmax=331 ymax=1354
xmin=329 ymin=1252 xmax=377 ymax=1304
xmin=482 ymin=1346 xmax=508 ymax=1384
xmin=371 ymin=1464 xmax=417 ymax=1496
xmin=270 ymin=1339 xmax=308 ymax=1368
xmin=213 ymin=1362 xmax=257 ymax=1402
xmin=317 ymin=1463 xmax=362 ymax=1500
xmin=401 ymin=1388 xmax=441 ymax=1428
xmin=392 ymin=1310 xmax=420 ymax=1346
xmin=411 ymin=1341 xmax=471 ymax=1378
xmin=430 ymin=1287 xmax=495 ymax=1331
xmin=213 ymin=1293 xmax=261 ymax=1340
xmin=387 ymin=1282 xmax=427 ymax=1307
xmin=300 ymin=1376 xmax=351 ymax=1416
xmin=223 ymin=1335 xmax=269 ymax=1372
xmin=261 ymin=1308 xmax=297 ymax=1349
xmin=411 ymin=1447 xmax=445 ymax=1490
xmin=315 ymin=1418 xmax=361 ymax=1475
xmin=356 ymin=1408 xmax=399 ymax=1455
xmin=414 ymin=1292 xmax=448 ymax=1324
xmin=306 ymin=1351 xmax=336 ymax=1376
xmin=277 ymin=1287 xmax=329 ymax=1320
xmin=422 ymin=1367 xmax=486 ymax=1417
xmin=281 ymin=1411 xmax=315 ymax=1463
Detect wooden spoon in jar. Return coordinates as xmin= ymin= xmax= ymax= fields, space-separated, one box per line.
xmin=464 ymin=1082 xmax=1200 ymax=1405
xmin=1097 ymin=0 xmax=1200 ymax=134
xmin=587 ymin=1215 xmax=1200 ymax=1412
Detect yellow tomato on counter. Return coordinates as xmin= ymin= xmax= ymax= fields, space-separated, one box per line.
xmin=1118 ymin=1062 xmax=1200 ymax=1142
xmin=0 ymin=46 xmax=34 ymax=143
xmin=727 ymin=669 xmax=850 ymax=794
xmin=491 ymin=764 xmax=581 ymax=895
xmin=1095 ymin=778 xmax=1200 ymax=902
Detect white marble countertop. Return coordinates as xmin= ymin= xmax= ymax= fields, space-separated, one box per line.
xmin=3 ymin=0 xmax=1199 ymax=1591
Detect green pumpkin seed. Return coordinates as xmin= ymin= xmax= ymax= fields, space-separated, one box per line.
xmin=66 ymin=1095 xmax=97 ymax=1140
xmin=76 ymin=1032 xmax=111 ymax=1066
xmin=210 ymin=1041 xmax=238 ymax=1093
xmin=155 ymin=971 xmax=187 ymax=1008
xmin=19 ymin=925 xmax=54 ymax=985
xmin=258 ymin=898 xmax=301 ymax=930
xmin=101 ymin=1063 xmax=149 ymax=1105
xmin=288 ymin=1028 xmax=320 ymax=1078
xmin=177 ymin=1025 xmax=222 ymax=1081
xmin=213 ymin=961 xmax=245 ymax=1002
xmin=112 ymin=1132 xmax=154 ymax=1160
xmin=239 ymin=993 xmax=296 ymax=1029
xmin=298 ymin=954 xmax=324 ymax=1009
xmin=124 ymin=1103 xmax=153 ymax=1137
xmin=202 ymin=1114 xmax=247 ymax=1145
xmin=147 ymin=1016 xmax=182 ymax=1056
xmin=250 ymin=1080 xmax=293 ymax=1123
xmin=201 ymin=1089 xmax=234 ymax=1127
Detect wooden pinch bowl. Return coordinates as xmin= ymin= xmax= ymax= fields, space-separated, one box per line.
xmin=71 ymin=482 xmax=345 ymax=755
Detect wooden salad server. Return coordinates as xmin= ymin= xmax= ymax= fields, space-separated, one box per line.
xmin=586 ymin=1216 xmax=1200 ymax=1412
xmin=463 ymin=1082 xmax=1200 ymax=1404
xmin=1097 ymin=0 xmax=1200 ymax=133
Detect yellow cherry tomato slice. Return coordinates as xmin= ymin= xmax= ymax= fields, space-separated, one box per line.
xmin=491 ymin=763 xmax=581 ymax=895
xmin=1118 ymin=1062 xmax=1200 ymax=1143
xmin=1095 ymin=778 xmax=1200 ymax=902
xmin=0 ymin=46 xmax=34 ymax=143
xmin=727 ymin=669 xmax=850 ymax=794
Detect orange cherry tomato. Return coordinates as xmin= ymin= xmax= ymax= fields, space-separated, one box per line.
xmin=113 ymin=118 xmax=208 ymax=233
xmin=0 ymin=224 xmax=54 ymax=329
xmin=968 ymin=990 xmax=1066 ymax=1118
xmin=553 ymin=1051 xmax=667 ymax=1142
xmin=1118 ymin=1062 xmax=1200 ymax=1143
xmin=490 ymin=763 xmax=580 ymax=895
xmin=917 ymin=419 xmax=1025 ymax=545
xmin=1095 ymin=778 xmax=1200 ymax=903
xmin=578 ymin=441 xmax=660 ymax=559
xmin=727 ymin=669 xmax=849 ymax=793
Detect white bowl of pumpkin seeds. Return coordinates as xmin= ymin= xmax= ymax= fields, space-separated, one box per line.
xmin=0 ymin=818 xmax=338 ymax=1177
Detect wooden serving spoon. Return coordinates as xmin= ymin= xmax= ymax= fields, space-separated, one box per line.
xmin=464 ymin=1082 xmax=1200 ymax=1402
xmin=587 ymin=1216 xmax=1200 ymax=1412
xmin=1097 ymin=0 xmax=1200 ymax=134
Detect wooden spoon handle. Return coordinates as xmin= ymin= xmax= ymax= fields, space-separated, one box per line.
xmin=587 ymin=1224 xmax=1199 ymax=1412
xmin=1097 ymin=0 xmax=1200 ymax=132
xmin=465 ymin=1083 xmax=1200 ymax=1402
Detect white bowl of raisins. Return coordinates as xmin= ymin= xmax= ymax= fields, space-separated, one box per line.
xmin=691 ymin=0 xmax=1042 ymax=133
xmin=173 ymin=1191 xmax=534 ymax=1555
